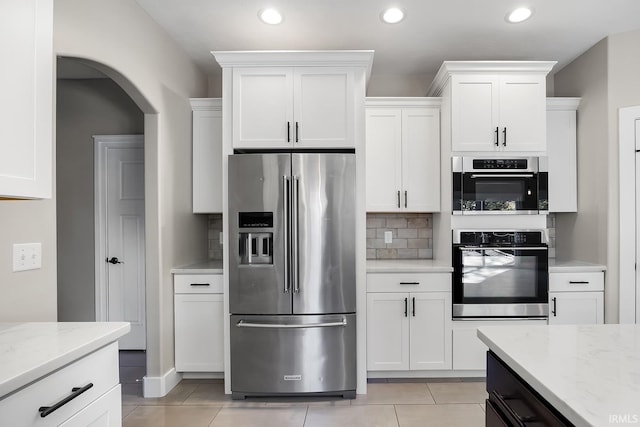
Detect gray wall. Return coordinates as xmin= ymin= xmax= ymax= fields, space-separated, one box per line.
xmin=553 ymin=28 xmax=640 ymax=322
xmin=56 ymin=77 xmax=144 ymax=321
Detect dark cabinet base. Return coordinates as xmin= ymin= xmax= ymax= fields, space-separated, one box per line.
xmin=486 ymin=351 xmax=573 ymax=427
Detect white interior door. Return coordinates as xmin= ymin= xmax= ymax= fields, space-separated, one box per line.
xmin=95 ymin=135 xmax=146 ymax=350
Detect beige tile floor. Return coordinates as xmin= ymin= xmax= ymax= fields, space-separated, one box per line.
xmin=119 ymin=351 xmax=487 ymax=426
xmin=121 ymin=379 xmax=488 ymax=427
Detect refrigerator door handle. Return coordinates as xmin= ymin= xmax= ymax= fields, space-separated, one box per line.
xmin=236 ymin=319 xmax=347 ymax=329
xmin=282 ymin=175 xmax=290 ymax=293
xmin=292 ymin=176 xmax=300 ymax=293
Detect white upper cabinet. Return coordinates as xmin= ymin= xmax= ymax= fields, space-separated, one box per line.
xmin=428 ymin=61 xmax=555 ymax=154
xmin=191 ymin=98 xmax=223 ymax=213
xmin=366 ymin=99 xmax=440 ymax=212
xmin=546 ymin=98 xmax=580 ymax=212
xmin=215 ymin=51 xmax=373 ymax=150
xmin=0 ymin=0 xmax=53 ymax=198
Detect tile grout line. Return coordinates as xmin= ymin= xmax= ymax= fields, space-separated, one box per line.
xmin=301 ymin=405 xmax=309 ymax=427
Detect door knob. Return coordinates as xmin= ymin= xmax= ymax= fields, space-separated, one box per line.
xmin=106 ymin=257 xmax=123 ymax=265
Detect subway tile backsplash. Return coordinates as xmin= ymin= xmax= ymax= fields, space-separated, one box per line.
xmin=367 ymin=213 xmax=433 ymax=259
xmin=208 ymin=214 xmax=223 ymax=260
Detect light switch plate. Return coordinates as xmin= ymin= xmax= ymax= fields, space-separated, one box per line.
xmin=384 ymin=231 xmax=393 ymax=244
xmin=13 ymin=243 xmax=42 ymax=272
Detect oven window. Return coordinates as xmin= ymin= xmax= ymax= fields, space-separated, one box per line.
xmin=461 ymin=249 xmax=538 ymax=299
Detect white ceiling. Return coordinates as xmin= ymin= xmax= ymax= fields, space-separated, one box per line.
xmin=134 ymin=0 xmax=640 ymax=80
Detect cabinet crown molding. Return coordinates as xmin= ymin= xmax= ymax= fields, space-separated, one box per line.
xmin=212 ymin=50 xmax=375 ymax=82
xmin=365 ymin=97 xmax=442 ymax=108
xmin=190 ymin=98 xmax=222 ymax=111
xmin=546 ymin=97 xmax=581 ymax=110
xmin=427 ymin=60 xmax=557 ymax=96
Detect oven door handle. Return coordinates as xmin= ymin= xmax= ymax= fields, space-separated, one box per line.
xmin=459 ymin=246 xmax=548 ymax=251
xmin=469 ymin=174 xmax=534 ymax=178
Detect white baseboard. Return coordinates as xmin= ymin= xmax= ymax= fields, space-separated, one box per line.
xmin=143 ymin=368 xmax=183 ymax=398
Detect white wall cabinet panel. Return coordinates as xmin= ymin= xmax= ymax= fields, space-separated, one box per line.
xmin=428 ymin=62 xmax=555 ymax=154
xmin=232 ymin=67 xmax=354 ymax=149
xmin=546 ymin=98 xmax=580 ymax=212
xmin=174 ymin=273 xmax=224 ymax=372
xmin=191 ymin=99 xmax=222 ymax=213
xmin=366 ymin=99 xmax=440 ymax=212
xmin=0 ymin=0 xmax=53 ymax=198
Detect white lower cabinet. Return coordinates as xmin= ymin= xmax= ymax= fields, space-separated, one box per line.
xmin=174 ymin=273 xmax=224 ymax=372
xmin=0 ymin=342 xmax=121 ymax=426
xmin=548 ymin=271 xmax=604 ymax=325
xmin=366 ymin=273 xmax=452 ymax=372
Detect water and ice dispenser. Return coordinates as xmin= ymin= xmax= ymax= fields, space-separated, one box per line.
xmin=238 ymin=212 xmax=273 ymax=265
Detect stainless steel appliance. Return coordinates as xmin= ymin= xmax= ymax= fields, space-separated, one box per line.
xmin=228 ymin=151 xmax=356 ymax=399
xmin=452 ymin=230 xmax=548 ymax=318
xmin=452 ymin=156 xmax=548 ymax=214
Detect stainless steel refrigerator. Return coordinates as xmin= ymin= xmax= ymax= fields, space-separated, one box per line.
xmin=228 ymin=152 xmax=356 ymax=399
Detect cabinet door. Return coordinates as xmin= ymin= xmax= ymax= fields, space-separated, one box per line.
xmin=58 ymin=385 xmax=121 ymax=427
xmin=0 ymin=0 xmax=53 ymax=198
xmin=365 ymin=109 xmax=402 ymax=211
xmin=547 ymin=106 xmax=577 ymax=212
xmin=293 ymin=68 xmax=354 ymax=148
xmin=402 ymin=108 xmax=440 ymax=212
xmin=409 ymin=292 xmax=452 ymax=370
xmin=366 ymin=292 xmax=409 ymax=371
xmin=232 ymin=67 xmax=294 ymax=148
xmin=451 ymin=74 xmax=499 ymax=152
xmin=549 ymin=292 xmax=604 ymax=325
xmin=192 ymin=100 xmax=222 ymax=213
xmin=175 ymin=294 xmax=224 ymax=371
xmin=498 ymin=75 xmax=547 ymax=152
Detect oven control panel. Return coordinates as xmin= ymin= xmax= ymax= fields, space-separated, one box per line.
xmin=454 ymin=230 xmax=546 ymax=246
xmin=472 ymin=159 xmax=528 ymax=169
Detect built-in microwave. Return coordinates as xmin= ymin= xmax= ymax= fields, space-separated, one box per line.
xmin=452 ymin=157 xmax=548 ymax=215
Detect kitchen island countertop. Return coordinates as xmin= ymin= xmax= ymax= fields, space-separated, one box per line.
xmin=0 ymin=322 xmax=130 ymax=399
xmin=171 ymin=260 xmax=223 ymax=274
xmin=478 ymin=324 xmax=640 ymax=427
xmin=367 ymin=259 xmax=453 ymax=273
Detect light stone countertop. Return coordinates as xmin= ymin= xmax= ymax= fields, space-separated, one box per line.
xmin=548 ymin=259 xmax=607 ymax=273
xmin=478 ymin=324 xmax=640 ymax=427
xmin=171 ymin=260 xmax=223 ymax=274
xmin=366 ymin=259 xmax=453 ymax=273
xmin=0 ymin=322 xmax=130 ymax=399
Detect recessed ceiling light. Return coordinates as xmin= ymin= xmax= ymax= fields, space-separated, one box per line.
xmin=506 ymin=7 xmax=533 ymax=23
xmin=259 ymin=8 xmax=283 ymax=25
xmin=381 ymin=7 xmax=405 ymax=24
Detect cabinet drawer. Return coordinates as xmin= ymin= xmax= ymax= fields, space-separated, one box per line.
xmin=367 ymin=273 xmax=451 ymax=293
xmin=174 ymin=273 xmax=223 ymax=293
xmin=0 ymin=342 xmax=119 ymax=426
xmin=549 ymin=272 xmax=604 ymax=292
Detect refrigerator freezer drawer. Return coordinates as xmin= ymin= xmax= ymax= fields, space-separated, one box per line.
xmin=230 ymin=314 xmax=356 ymax=398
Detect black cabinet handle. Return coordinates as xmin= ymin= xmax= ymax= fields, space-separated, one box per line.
xmin=39 ymin=383 xmax=94 ymax=418
xmin=412 ymin=297 xmax=415 ymax=317
xmin=569 ymin=281 xmax=590 ymax=285
xmin=404 ymin=191 xmax=408 ymax=208
xmin=399 ymin=282 xmax=420 ymax=285
xmin=190 ymin=283 xmax=210 ymax=287
xmin=494 ymin=127 xmax=499 ymax=146
xmin=404 ymin=298 xmax=408 ymax=317
xmin=106 ymin=257 xmax=123 ymax=264
xmin=287 ymin=121 xmax=291 ymax=143
xmin=502 ymin=127 xmax=507 ymax=146
xmin=491 ymin=391 xmax=538 ymax=424
xmin=552 ymin=297 xmax=557 ymax=317
xmin=295 ymin=122 xmax=299 ymax=143
xmin=397 ymin=191 xmax=401 ymax=208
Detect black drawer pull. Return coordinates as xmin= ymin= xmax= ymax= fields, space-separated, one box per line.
xmin=399 ymin=282 xmax=419 ymax=285
xmin=569 ymin=281 xmax=589 ymax=284
xmin=39 ymin=383 xmax=94 ymax=418
xmin=190 ymin=283 xmax=210 ymax=287
xmin=491 ymin=390 xmax=538 ymax=425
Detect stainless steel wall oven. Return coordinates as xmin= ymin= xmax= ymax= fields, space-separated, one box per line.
xmin=452 ymin=230 xmax=548 ymax=319
xmin=453 ymin=157 xmax=548 ymax=215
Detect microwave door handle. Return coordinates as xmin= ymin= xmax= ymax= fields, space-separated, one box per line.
xmin=469 ymin=174 xmax=534 ymax=178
